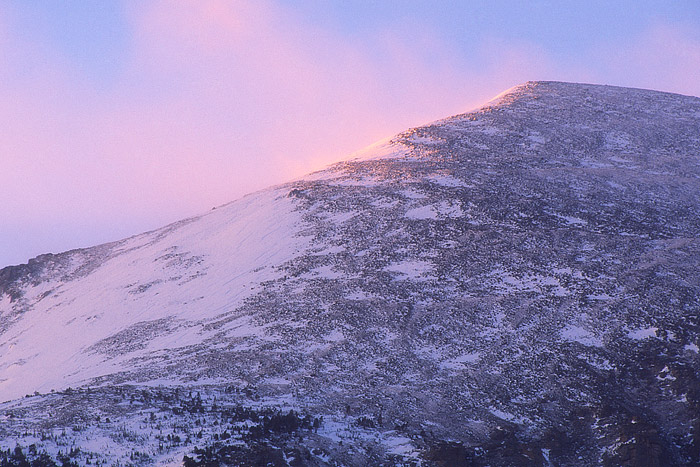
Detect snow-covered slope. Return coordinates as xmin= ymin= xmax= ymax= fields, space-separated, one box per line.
xmin=0 ymin=188 xmax=309 ymax=401
xmin=1 ymin=81 xmax=699 ymax=466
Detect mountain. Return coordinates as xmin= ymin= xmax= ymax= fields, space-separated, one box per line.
xmin=1 ymin=81 xmax=699 ymax=466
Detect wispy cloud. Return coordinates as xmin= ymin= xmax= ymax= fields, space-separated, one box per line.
xmin=593 ymin=21 xmax=700 ymax=96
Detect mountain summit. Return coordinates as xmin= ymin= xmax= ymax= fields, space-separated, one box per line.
xmin=1 ymin=81 xmax=699 ymax=466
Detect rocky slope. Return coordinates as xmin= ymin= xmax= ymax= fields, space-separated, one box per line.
xmin=1 ymin=81 xmax=699 ymax=466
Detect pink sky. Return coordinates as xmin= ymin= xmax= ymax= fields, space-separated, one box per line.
xmin=1 ymin=1 xmax=699 ymax=266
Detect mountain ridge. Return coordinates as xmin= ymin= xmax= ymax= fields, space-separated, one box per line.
xmin=2 ymin=79 xmax=698 ymax=272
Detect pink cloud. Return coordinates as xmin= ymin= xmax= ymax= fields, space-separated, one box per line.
xmin=0 ymin=0 xmax=569 ymax=264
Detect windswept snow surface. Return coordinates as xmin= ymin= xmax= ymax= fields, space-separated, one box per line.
xmin=0 ymin=188 xmax=308 ymax=402
xmin=1 ymin=81 xmax=700 ymax=466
